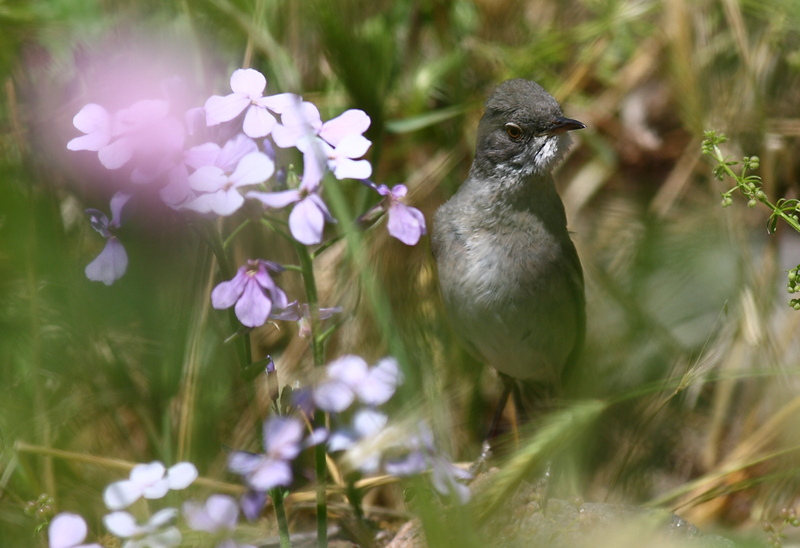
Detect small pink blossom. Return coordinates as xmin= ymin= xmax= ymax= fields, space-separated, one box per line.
xmin=376 ymin=184 xmax=427 ymax=245
xmin=49 ymin=513 xmax=102 ymax=548
xmin=103 ymin=461 xmax=198 ymax=510
xmin=211 ymin=259 xmax=288 ymax=328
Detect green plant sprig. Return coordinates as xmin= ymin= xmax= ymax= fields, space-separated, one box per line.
xmin=702 ymin=131 xmax=800 ymax=310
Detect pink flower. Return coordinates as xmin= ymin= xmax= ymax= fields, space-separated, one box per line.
xmin=85 ymin=192 xmax=131 ymax=286
xmin=48 ymin=513 xmax=102 ymax=548
xmin=103 ymin=461 xmax=198 ymax=510
xmin=204 ymin=68 xmax=297 ymax=138
xmin=211 ymin=259 xmax=289 ymax=328
xmin=376 ymin=184 xmax=427 ymax=245
xmin=313 ymin=355 xmax=402 ymax=412
xmin=228 ymin=417 xmax=304 ymax=491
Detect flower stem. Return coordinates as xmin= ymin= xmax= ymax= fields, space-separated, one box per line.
xmin=271 ymin=489 xmax=292 ymax=548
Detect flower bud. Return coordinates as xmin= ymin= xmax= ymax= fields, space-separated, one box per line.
xmin=748 ymin=199 xmax=757 ymax=208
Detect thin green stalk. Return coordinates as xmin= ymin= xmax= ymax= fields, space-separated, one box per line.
xmin=314 ymin=412 xmax=328 ymax=548
xmin=271 ymin=489 xmax=292 ymax=548
xmin=223 ymin=219 xmax=251 ymax=250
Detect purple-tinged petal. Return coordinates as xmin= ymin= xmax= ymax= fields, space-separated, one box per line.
xmin=247 ymin=459 xmax=292 ymax=491
xmin=375 ymin=184 xmax=391 ymax=196
xmin=68 ymin=104 xmax=111 ymax=151
xmin=243 ymin=105 xmax=276 ymax=138
xmin=166 ymin=462 xmax=198 ymax=490
xmin=49 ymin=513 xmax=88 ymax=548
xmin=230 ymin=68 xmax=266 ymax=98
xmin=269 ymin=286 xmax=290 ymax=311
xmin=305 ymin=427 xmax=329 ymax=447
xmin=331 ymin=157 xmax=372 ymax=180
xmin=183 ymin=500 xmax=215 ymax=533
xmin=256 ymin=92 xmax=302 ymax=115
xmin=353 ymin=408 xmax=388 ymax=438
xmin=211 ymin=267 xmax=248 ymax=309
xmin=148 ymin=508 xmax=179 ymax=530
xmin=229 ymin=151 xmax=274 ymax=187
xmin=384 ymin=451 xmax=427 ymax=476
xmin=103 ymin=511 xmax=140 ymax=537
xmin=103 ymin=480 xmax=143 ymax=511
xmin=97 ymin=137 xmax=134 ymax=170
xmin=204 ymin=494 xmax=239 ymax=531
xmin=184 ymin=142 xmax=222 ymax=170
xmin=335 ymin=134 xmax=371 ymax=159
xmin=327 ymin=431 xmax=357 ymax=452
xmin=141 ymin=478 xmax=170 ymax=499
xmin=288 ymin=196 xmax=325 ymax=245
xmin=320 ymin=109 xmax=371 ymax=147
xmin=204 ymin=93 xmax=250 ymax=126
xmin=234 ymin=278 xmax=272 ymax=327
xmin=240 ymin=490 xmax=268 ymax=522
xmin=130 ymin=462 xmax=167 ymax=485
xmin=387 ymin=203 xmax=426 ymax=246
xmin=206 ymin=188 xmax=246 ymax=216
xmin=179 ymin=193 xmax=214 ymax=214
xmin=319 ymin=306 xmax=343 ymax=320
xmin=313 ymin=380 xmax=355 ymax=413
xmin=112 ymin=100 xmax=169 ymax=136
xmin=145 ymin=526 xmax=181 ymax=548
xmin=216 ymin=134 xmax=258 ymax=172
xmin=390 ymin=184 xmax=408 ymax=199
xmin=264 ymin=417 xmax=303 ymax=460
xmin=109 ymin=192 xmax=131 ymax=228
xmin=307 ymin=193 xmax=335 ymax=223
xmin=160 ymin=164 xmax=191 ymax=206
xmin=188 ymin=165 xmax=227 ymax=192
xmin=246 ymin=189 xmax=301 ymax=209
xmin=327 ymin=355 xmax=369 ymax=386
xmin=272 ymin=101 xmax=322 ymax=148
xmin=86 ymin=238 xmax=128 ymax=286
xmin=228 ymin=451 xmax=264 ymax=475
xmin=298 ymin=139 xmax=329 ymax=192
xmin=270 ymin=300 xmax=302 ymax=321
xmin=185 ymin=107 xmax=206 ymax=135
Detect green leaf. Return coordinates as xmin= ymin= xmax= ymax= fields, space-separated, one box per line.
xmin=385 ymin=105 xmax=468 ymax=134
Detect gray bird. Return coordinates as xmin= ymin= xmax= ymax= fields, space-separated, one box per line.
xmin=432 ymin=79 xmax=586 ymax=428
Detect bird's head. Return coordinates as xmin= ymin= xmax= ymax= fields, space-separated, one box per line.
xmin=474 ymin=79 xmax=584 ymax=180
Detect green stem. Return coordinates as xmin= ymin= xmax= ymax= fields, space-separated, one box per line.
xmin=714 ymin=147 xmax=800 ymax=233
xmin=223 ymin=219 xmax=251 ymax=250
xmin=314 ymin=411 xmax=328 ymax=548
xmin=271 ymin=489 xmax=292 ymax=548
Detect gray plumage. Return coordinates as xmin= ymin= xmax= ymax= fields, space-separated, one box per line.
xmin=432 ymin=79 xmax=585 ymax=391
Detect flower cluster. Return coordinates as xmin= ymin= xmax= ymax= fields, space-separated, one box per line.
xmin=67 ymin=67 xmax=426 ymax=289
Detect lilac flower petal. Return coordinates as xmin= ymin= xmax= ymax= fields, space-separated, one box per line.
xmin=185 ymin=107 xmax=206 ymax=135
xmin=160 ymin=164 xmax=191 ymax=206
xmin=327 ymin=431 xmax=357 ymax=452
xmin=246 ymin=189 xmax=301 ymax=209
xmin=234 ymin=278 xmax=272 ymax=327
xmin=375 ymin=184 xmax=391 ymax=197
xmin=305 ymin=427 xmax=329 ymax=447
xmin=270 ymin=300 xmax=301 ymax=321
xmin=103 ymin=512 xmax=139 ymax=537
xmin=49 ymin=513 xmax=88 ymax=548
xmin=307 ymin=193 xmax=335 ymax=223
xmin=229 ymin=151 xmax=274 ymax=187
xmin=149 ymin=508 xmax=179 ymax=530
xmin=130 ymin=461 xmax=166 ymax=485
xmin=331 ymin=157 xmax=372 ymax=180
xmin=387 ymin=203 xmax=426 ymax=246
xmin=216 ymin=134 xmax=259 ymax=172
xmin=230 ymin=68 xmax=266 ymax=97
xmin=211 ymin=267 xmax=248 ymax=309
xmin=320 ymin=109 xmax=371 ymax=147
xmin=184 ymin=142 xmax=221 ymax=170
xmin=353 ymin=408 xmax=388 ymax=438
xmin=327 ymin=355 xmax=369 ymax=386
xmin=142 ymin=478 xmax=170 ymax=500
xmin=390 ymin=184 xmax=408 ymax=199
xmin=319 ymin=306 xmax=343 ymax=320
xmin=264 ymin=417 xmax=303 ymax=460
xmin=298 ymin=140 xmax=329 ymax=192
xmin=243 ymin=105 xmax=276 ymax=138
xmin=182 ymin=500 xmax=215 ymax=533
xmin=289 ymin=196 xmax=325 ymax=245
xmin=85 ymin=238 xmax=128 ymax=286
xmin=257 ymin=93 xmax=303 ymax=115
xmin=313 ymin=380 xmax=356 ymax=413
xmin=98 ymin=137 xmax=134 ymax=170
xmin=385 ymin=451 xmax=427 ymax=476
xmin=103 ymin=480 xmax=142 ymax=510
xmin=166 ymin=462 xmax=198 ymax=489
xmin=112 ymin=100 xmax=169 ymax=136
xmin=269 ymin=286 xmax=290 ymax=311
xmin=241 ymin=490 xmax=268 ymax=521
xmin=335 ymin=134 xmax=371 ymax=159
xmin=207 ymin=188 xmax=246 ymax=216
xmin=145 ymin=527 xmax=181 ymax=548
xmin=247 ymin=458 xmax=292 ymax=491
xmin=204 ymin=93 xmax=250 ymax=126
xmin=188 ymin=166 xmax=227 ymax=193
xmin=204 ymin=494 xmax=239 ymax=531
xmin=431 ymin=459 xmax=471 ymax=504
xmin=228 ymin=451 xmax=264 ymax=475
xmin=109 ymin=192 xmax=131 ymax=229
xmin=68 ymin=104 xmax=111 ymax=151
xmin=272 ymin=101 xmax=321 ymax=148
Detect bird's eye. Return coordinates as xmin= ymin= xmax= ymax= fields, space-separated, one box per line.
xmin=505 ymin=123 xmax=522 ymax=140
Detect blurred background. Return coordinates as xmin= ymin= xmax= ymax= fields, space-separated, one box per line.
xmin=2 ymin=0 xmax=800 ymax=545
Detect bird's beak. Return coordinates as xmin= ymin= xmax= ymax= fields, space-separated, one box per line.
xmin=545 ymin=117 xmax=586 ymax=135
